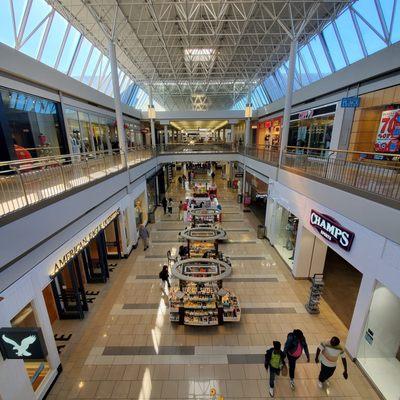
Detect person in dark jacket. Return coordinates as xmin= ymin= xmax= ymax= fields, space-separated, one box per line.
xmin=284 ymin=329 xmax=310 ymax=390
xmin=159 ymin=265 xmax=170 ymax=289
xmin=161 ymin=197 xmax=168 ymax=215
xmin=264 ymin=341 xmax=286 ymax=397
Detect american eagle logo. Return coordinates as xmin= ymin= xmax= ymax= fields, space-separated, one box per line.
xmin=2 ymin=334 xmax=37 ymax=356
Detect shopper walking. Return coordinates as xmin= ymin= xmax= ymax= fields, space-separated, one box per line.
xmin=284 ymin=329 xmax=310 ymax=390
xmin=167 ymin=198 xmax=173 ymax=215
xmin=161 ymin=197 xmax=168 ymax=215
xmin=264 ymin=341 xmax=287 ymax=397
xmin=315 ymin=336 xmax=348 ymax=388
xmin=159 ymin=265 xmax=171 ymax=290
xmin=178 ymin=200 xmax=184 ymax=220
xmin=138 ymin=224 xmax=149 ymax=251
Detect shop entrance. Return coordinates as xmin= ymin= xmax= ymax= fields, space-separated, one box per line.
xmin=321 ymin=248 xmax=362 ymax=328
xmin=51 ymin=260 xmax=88 ymax=320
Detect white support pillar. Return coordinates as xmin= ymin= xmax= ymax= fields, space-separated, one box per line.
xmin=148 ymin=86 xmax=156 ymax=147
xmin=245 ymin=119 xmax=251 ymax=146
xmin=164 ymin=124 xmax=168 ymax=145
xmin=230 ymin=124 xmax=235 ymax=143
xmin=279 ymin=38 xmax=298 ymax=164
xmin=244 ymin=91 xmax=252 ymax=147
xmin=108 ymin=40 xmax=127 ymax=166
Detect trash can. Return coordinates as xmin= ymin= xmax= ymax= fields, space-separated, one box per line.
xmin=257 ymin=224 xmax=265 ymax=239
xmin=237 ymin=193 xmax=243 ymax=203
xmin=148 ymin=209 xmax=156 ymax=223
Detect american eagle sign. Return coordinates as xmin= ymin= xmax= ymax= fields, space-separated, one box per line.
xmin=0 ymin=327 xmax=48 ymax=360
xmin=310 ymin=210 xmax=355 ymax=252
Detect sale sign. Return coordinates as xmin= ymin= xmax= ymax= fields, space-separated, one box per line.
xmin=374 ymin=109 xmax=400 ymax=153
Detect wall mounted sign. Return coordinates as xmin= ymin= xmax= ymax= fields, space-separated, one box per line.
xmin=341 ymin=96 xmax=361 ymax=108
xmin=310 ymin=210 xmax=355 ymax=251
xmin=255 ymin=193 xmax=268 ymax=200
xmin=235 ymin=173 xmax=243 ymax=178
xmin=50 ymin=210 xmax=119 ymax=277
xmin=0 ymin=327 xmax=48 ymax=360
xmin=374 ymin=109 xmax=400 ymax=153
xmin=298 ymin=109 xmax=314 ymax=120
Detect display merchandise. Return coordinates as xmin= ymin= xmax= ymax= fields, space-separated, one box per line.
xmin=305 ymin=274 xmax=324 ymax=314
xmin=169 ymin=258 xmax=240 ymax=326
xmin=189 ymin=208 xmax=221 ymax=226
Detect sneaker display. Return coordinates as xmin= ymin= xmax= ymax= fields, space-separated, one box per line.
xmin=269 ymin=387 xmax=274 ymax=397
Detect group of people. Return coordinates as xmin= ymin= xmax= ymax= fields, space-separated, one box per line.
xmin=264 ymin=329 xmax=348 ymax=397
xmin=161 ymin=197 xmax=174 ymax=216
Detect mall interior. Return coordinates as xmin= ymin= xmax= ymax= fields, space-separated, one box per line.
xmin=0 ymin=1 xmax=399 ymax=400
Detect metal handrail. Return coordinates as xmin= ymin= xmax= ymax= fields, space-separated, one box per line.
xmin=1 ymin=143 xmax=399 ymax=219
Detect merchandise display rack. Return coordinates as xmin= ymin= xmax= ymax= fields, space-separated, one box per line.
xmin=169 ymin=258 xmax=240 ymax=326
xmin=189 ymin=208 xmax=221 ymax=227
xmin=305 ymin=273 xmax=324 ymax=314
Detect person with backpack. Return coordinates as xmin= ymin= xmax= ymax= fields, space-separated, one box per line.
xmin=315 ymin=336 xmax=348 ymax=388
xmin=264 ymin=341 xmax=287 ymax=397
xmin=159 ymin=265 xmax=171 ymax=289
xmin=284 ymin=329 xmax=310 ymax=390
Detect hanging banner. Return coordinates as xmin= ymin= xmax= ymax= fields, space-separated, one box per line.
xmin=310 ymin=210 xmax=355 ymax=251
xmin=0 ymin=327 xmax=48 ymax=360
xmin=374 ymin=109 xmax=400 ymax=153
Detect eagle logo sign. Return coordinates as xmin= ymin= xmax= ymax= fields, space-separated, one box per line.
xmin=2 ymin=334 xmax=37 ymax=357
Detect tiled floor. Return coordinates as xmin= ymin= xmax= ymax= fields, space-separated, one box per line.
xmin=47 ymin=174 xmax=380 ymax=399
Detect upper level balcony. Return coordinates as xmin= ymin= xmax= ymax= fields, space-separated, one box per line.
xmin=0 ymin=143 xmax=399 ymax=223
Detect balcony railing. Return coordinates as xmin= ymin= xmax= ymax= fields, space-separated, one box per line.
xmin=282 ymin=147 xmax=400 ymax=203
xmin=239 ymin=145 xmax=280 ymax=166
xmin=0 ymin=146 xmax=154 ymax=218
xmin=0 ymin=143 xmax=399 ymax=219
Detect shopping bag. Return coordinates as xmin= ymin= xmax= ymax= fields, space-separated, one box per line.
xmin=281 ymin=365 xmax=288 ymax=377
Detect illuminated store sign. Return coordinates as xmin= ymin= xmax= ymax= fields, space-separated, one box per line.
xmin=310 ymin=210 xmax=355 ymax=251
xmin=298 ymin=109 xmax=314 ymax=120
xmin=0 ymin=327 xmax=48 ymax=360
xmin=50 ymin=210 xmax=119 ymax=277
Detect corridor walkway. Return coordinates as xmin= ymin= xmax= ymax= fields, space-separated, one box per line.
xmin=47 ymin=175 xmax=379 ymax=399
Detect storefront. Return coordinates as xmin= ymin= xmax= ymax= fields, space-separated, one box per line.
xmin=349 ymin=84 xmax=400 ymax=157
xmin=146 ymin=174 xmax=158 ymax=214
xmin=45 ymin=211 xmax=119 ymax=320
xmin=288 ymin=104 xmax=337 ymax=150
xmin=134 ymin=192 xmax=148 ymax=228
xmin=0 ymin=86 xmax=68 ymax=161
xmin=256 ymin=116 xmax=282 ymax=146
xmin=244 ymin=171 xmax=269 ymax=224
xmin=124 ymin=118 xmax=141 ymax=147
xmin=268 ymin=200 xmax=299 ymax=269
xmin=357 ymin=283 xmax=400 ymax=400
xmin=63 ymin=106 xmax=117 ymax=154
xmin=266 ymin=178 xmax=400 ymax=400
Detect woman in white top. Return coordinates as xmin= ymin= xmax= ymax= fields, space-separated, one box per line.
xmin=315 ymin=336 xmax=348 ymax=388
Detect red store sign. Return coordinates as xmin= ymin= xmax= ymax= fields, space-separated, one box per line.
xmin=310 ymin=210 xmax=355 ymax=251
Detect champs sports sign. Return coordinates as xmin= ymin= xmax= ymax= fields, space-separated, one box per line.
xmin=310 ymin=210 xmax=355 ymax=252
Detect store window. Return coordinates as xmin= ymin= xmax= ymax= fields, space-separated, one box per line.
xmin=134 ymin=192 xmax=147 ymax=228
xmin=10 ymin=303 xmax=50 ymax=391
xmin=273 ymin=205 xmax=298 ymax=268
xmin=64 ymin=107 xmax=117 ymax=154
xmin=288 ymin=105 xmax=336 ymax=150
xmin=0 ymin=87 xmax=66 ymax=161
xmin=147 ymin=176 xmax=157 ymax=213
xmin=358 ymin=283 xmax=400 ymax=400
xmin=349 ymin=85 xmax=400 ymax=156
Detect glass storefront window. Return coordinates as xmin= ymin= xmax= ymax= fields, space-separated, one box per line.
xmin=78 ymin=111 xmax=93 ymax=153
xmin=0 ymin=87 xmax=65 ymax=160
xmin=134 ymin=192 xmax=147 ymax=228
xmin=147 ymin=176 xmax=157 ymax=212
xmin=357 ymin=284 xmax=400 ymax=400
xmin=273 ymin=205 xmax=298 ymax=268
xmin=288 ymin=115 xmax=334 ymax=150
xmin=11 ymin=303 xmax=51 ymax=392
xmin=64 ymin=108 xmax=82 ymax=154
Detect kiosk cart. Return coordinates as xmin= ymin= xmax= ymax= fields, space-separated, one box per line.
xmin=189 ymin=208 xmax=221 ymax=227
xmin=178 ymin=226 xmax=227 ymax=257
xmin=169 ymin=258 xmax=240 ymax=326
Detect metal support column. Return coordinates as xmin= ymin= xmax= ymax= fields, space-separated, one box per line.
xmin=148 ymin=86 xmax=156 ymax=147
xmin=108 ymin=40 xmax=127 ymax=167
xmin=164 ymin=124 xmax=168 ymax=145
xmin=279 ymin=38 xmax=298 ymax=166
